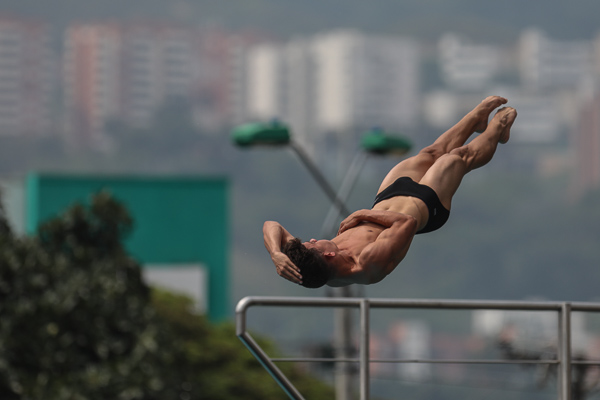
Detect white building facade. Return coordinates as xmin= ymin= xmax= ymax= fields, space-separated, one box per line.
xmin=242 ymin=30 xmax=420 ymax=156
xmin=519 ymin=29 xmax=595 ymax=91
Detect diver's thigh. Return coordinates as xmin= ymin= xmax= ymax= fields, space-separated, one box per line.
xmin=418 ymin=154 xmax=467 ymax=210
xmin=376 ymin=152 xmax=436 ymax=193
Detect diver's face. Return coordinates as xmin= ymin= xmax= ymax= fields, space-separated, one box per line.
xmin=302 ymin=239 xmax=338 ymax=254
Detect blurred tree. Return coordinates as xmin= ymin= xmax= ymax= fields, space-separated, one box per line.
xmin=152 ymin=289 xmax=335 ymax=400
xmin=0 ymin=192 xmax=333 ymax=399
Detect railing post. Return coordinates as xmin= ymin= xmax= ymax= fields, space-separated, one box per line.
xmin=334 ymin=293 xmax=354 ymax=400
xmin=236 ymin=297 xmax=305 ymax=400
xmin=360 ymin=299 xmax=370 ymax=400
xmin=237 ymin=296 xmax=600 ymax=400
xmin=559 ymin=302 xmax=572 ymax=400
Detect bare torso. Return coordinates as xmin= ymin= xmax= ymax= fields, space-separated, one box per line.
xmin=332 ymin=221 xmax=384 ymax=257
xmin=371 ymin=196 xmax=429 ymax=230
xmin=332 ymin=195 xmax=428 ymax=253
xmin=327 ymin=196 xmax=427 ymax=286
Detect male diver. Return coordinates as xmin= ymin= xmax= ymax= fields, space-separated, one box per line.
xmin=264 ymin=96 xmax=517 ymax=288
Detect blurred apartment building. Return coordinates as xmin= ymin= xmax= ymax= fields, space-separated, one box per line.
xmin=63 ymin=22 xmax=253 ymax=148
xmin=519 ymin=29 xmax=596 ymax=91
xmin=428 ymin=30 xmax=600 ymax=198
xmin=241 ymin=30 xmax=420 ymax=158
xmin=432 ymin=31 xmax=586 ymax=144
xmin=571 ymin=87 xmax=600 ymax=199
xmin=0 ymin=15 xmax=54 ymax=137
xmin=439 ymin=33 xmax=504 ymax=92
xmin=1 ymin=10 xmax=598 ymax=193
xmin=64 ymin=22 xmax=198 ymax=148
xmin=439 ymin=29 xmax=597 ymax=93
xmin=518 ymin=30 xmax=600 ymax=198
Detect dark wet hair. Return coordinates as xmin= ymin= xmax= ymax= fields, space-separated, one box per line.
xmin=282 ymin=238 xmax=333 ymax=289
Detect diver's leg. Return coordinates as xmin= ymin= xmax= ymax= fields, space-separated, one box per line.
xmin=418 ymin=107 xmax=517 ymax=209
xmin=425 ymin=95 xmax=508 ymax=155
xmin=376 ymin=96 xmax=508 ymax=193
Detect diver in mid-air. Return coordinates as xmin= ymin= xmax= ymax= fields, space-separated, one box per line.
xmin=263 ymin=96 xmax=517 ymax=288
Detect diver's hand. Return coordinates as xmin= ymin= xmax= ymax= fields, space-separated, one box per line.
xmin=272 ymin=252 xmax=303 ymax=285
xmin=338 ymin=210 xmax=368 ymax=234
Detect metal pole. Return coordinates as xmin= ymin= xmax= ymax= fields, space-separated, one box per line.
xmin=560 ymin=303 xmax=572 ymax=400
xmin=334 ymin=287 xmax=354 ymax=400
xmin=236 ymin=304 xmax=305 ymax=400
xmin=320 ymin=152 xmax=368 ymax=237
xmin=359 ymin=299 xmax=370 ymax=400
xmin=287 ymin=141 xmax=354 ymax=399
xmin=289 ymin=141 xmax=351 ymax=217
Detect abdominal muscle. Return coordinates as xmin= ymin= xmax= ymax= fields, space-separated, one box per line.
xmin=334 ymin=195 xmax=429 ymax=253
xmin=371 ymin=196 xmax=429 ymax=232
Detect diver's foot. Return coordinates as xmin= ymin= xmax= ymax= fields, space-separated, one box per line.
xmin=471 ymin=95 xmax=508 ymax=133
xmin=490 ymin=107 xmax=517 ymax=144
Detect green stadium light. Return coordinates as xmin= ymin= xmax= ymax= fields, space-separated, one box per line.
xmin=361 ymin=128 xmax=412 ymax=155
xmin=231 ymin=120 xmax=291 ymax=147
xmin=232 ymin=120 xmax=351 ymax=216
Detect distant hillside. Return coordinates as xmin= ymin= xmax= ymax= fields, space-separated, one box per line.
xmin=0 ymin=0 xmax=599 ymax=42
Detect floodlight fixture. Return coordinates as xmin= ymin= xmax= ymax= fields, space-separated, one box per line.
xmin=231 ymin=120 xmax=290 ymax=147
xmin=361 ymin=128 xmax=412 ymax=155
xmin=232 ymin=120 xmax=350 ymax=216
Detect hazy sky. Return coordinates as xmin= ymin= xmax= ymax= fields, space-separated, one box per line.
xmin=0 ymin=0 xmax=598 ymax=42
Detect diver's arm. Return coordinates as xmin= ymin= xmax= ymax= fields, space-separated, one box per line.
xmin=263 ymin=221 xmax=303 ymax=284
xmin=338 ymin=209 xmax=412 ymax=234
xmin=353 ymin=215 xmax=418 ymax=284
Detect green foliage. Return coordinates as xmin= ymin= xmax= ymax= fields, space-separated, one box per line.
xmin=0 ymin=192 xmax=333 ymax=399
xmin=0 ymin=192 xmax=176 ymax=399
xmin=151 ymin=290 xmax=335 ymax=400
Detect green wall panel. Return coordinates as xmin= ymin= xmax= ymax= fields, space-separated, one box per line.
xmin=26 ymin=173 xmax=229 ymax=321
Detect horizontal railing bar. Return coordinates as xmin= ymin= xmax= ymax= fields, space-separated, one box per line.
xmin=271 ymin=357 xmax=358 ymax=363
xmin=238 ymin=296 xmax=600 ymax=316
xmin=571 ymin=360 xmax=600 ymax=365
xmin=236 ymin=296 xmax=592 ymax=313
xmin=268 ymin=357 xmax=600 ymax=366
xmin=570 ymin=304 xmax=600 ymax=312
xmin=371 ymin=299 xmax=562 ymax=310
xmin=372 ymin=359 xmax=559 ymax=365
xmin=270 ymin=357 xmax=559 ymax=365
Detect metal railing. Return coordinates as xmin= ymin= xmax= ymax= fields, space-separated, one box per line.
xmin=236 ymin=296 xmax=600 ymax=400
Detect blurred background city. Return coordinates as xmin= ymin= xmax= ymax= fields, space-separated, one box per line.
xmin=0 ymin=0 xmax=599 ymax=399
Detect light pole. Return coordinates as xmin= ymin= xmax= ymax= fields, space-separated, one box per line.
xmin=233 ymin=120 xmax=351 ymax=217
xmin=323 ymin=127 xmax=412 ymax=400
xmin=320 ymin=127 xmax=412 ymax=237
xmin=233 ymin=121 xmax=412 ymax=400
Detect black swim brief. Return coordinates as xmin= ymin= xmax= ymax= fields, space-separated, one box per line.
xmin=372 ymin=176 xmax=450 ymax=234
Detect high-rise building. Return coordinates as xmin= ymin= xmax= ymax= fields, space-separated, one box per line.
xmin=571 ymin=85 xmax=600 ymax=199
xmin=282 ymin=38 xmax=315 ymax=143
xmin=241 ymin=30 xmax=420 ymax=161
xmin=519 ymin=29 xmax=594 ymax=90
xmin=193 ymin=29 xmax=258 ymax=132
xmin=438 ymin=33 xmax=502 ymax=91
xmin=243 ymin=38 xmax=317 ymax=150
xmin=63 ymin=22 xmax=197 ymax=148
xmin=63 ymin=23 xmax=120 ymax=147
xmin=120 ymin=23 xmax=195 ymax=125
xmin=311 ymin=30 xmax=419 ymax=133
xmin=245 ymin=43 xmax=283 ymax=121
xmin=0 ymin=15 xmax=54 ymax=137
